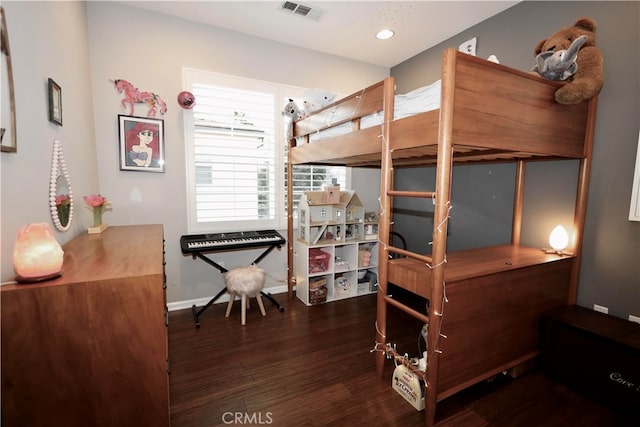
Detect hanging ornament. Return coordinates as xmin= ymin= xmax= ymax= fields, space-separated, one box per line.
xmin=177 ymin=91 xmax=195 ymax=109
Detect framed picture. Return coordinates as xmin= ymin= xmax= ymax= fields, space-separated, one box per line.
xmin=48 ymin=78 xmax=62 ymax=126
xmin=118 ymin=115 xmax=165 ymax=173
xmin=629 ymin=132 xmax=640 ymax=221
xmin=1 ymin=6 xmax=17 ymax=152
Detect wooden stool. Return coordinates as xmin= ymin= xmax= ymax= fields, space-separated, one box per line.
xmin=223 ymin=265 xmax=266 ymax=326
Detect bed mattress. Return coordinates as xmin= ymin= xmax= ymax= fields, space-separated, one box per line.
xmin=295 ymin=79 xmax=441 ymax=145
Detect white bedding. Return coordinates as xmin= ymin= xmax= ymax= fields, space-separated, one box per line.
xmin=294 ymin=79 xmax=441 ymax=145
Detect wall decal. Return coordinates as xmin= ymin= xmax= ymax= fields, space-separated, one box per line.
xmin=111 ymin=78 xmax=167 ymax=117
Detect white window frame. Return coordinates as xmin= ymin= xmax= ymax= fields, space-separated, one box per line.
xmin=183 ymin=68 xmax=350 ymax=234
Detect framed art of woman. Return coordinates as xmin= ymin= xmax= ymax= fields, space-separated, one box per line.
xmin=118 ymin=115 xmax=165 ymax=173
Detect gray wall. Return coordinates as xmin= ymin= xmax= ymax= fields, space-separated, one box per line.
xmin=0 ymin=1 xmax=388 ymax=307
xmin=0 ymin=1 xmax=100 ymax=273
xmin=391 ymin=1 xmax=640 ymax=320
xmin=1 ymin=1 xmax=637 ymax=319
xmin=84 ymin=2 xmax=388 ymax=307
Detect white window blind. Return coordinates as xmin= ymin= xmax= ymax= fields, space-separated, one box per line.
xmin=286 ymin=163 xmax=346 ymax=210
xmin=192 ymin=84 xmax=276 ymax=224
xmin=184 ymin=69 xmax=348 ymax=234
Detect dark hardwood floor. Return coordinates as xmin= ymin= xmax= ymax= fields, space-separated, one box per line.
xmin=169 ymin=293 xmax=633 ymax=426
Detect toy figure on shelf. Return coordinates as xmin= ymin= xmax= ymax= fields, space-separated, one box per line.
xmin=532 ymin=35 xmax=587 ymax=82
xmin=530 ymin=17 xmax=604 ymax=105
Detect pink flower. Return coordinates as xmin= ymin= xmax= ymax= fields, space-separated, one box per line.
xmin=83 ymin=194 xmax=108 ymax=208
xmin=55 ymin=194 xmax=70 ymax=206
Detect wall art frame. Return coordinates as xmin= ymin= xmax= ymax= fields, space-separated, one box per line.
xmin=118 ymin=114 xmax=165 ymax=173
xmin=629 ymin=132 xmax=640 ymax=221
xmin=48 ymin=78 xmax=62 ymax=126
xmin=1 ymin=6 xmax=17 ymax=153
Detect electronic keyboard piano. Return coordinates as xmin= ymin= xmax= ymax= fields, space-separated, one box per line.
xmin=180 ymin=229 xmax=285 ymax=254
xmin=180 ymin=229 xmax=286 ymax=328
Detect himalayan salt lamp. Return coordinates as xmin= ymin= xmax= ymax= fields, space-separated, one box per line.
xmin=13 ymin=223 xmax=64 ymax=282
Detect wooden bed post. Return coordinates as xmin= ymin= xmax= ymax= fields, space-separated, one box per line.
xmin=287 ymin=135 xmax=295 ymax=299
xmin=376 ymin=77 xmax=396 ymax=380
xmin=568 ymin=96 xmax=598 ymax=304
xmin=512 ymin=160 xmax=526 ymax=245
xmin=422 ymin=48 xmax=457 ymax=427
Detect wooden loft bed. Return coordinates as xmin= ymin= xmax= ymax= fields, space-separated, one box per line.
xmin=286 ymin=48 xmax=597 ymax=426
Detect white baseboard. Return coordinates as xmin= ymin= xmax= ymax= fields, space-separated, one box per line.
xmin=167 ymin=284 xmax=289 ymax=312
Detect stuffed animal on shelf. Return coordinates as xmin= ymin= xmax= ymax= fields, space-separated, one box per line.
xmin=283 ymin=98 xmax=303 ymax=141
xmin=532 ymin=35 xmax=587 ymax=82
xmin=283 ymin=98 xmax=302 ymax=120
xmin=532 ymin=17 xmax=604 ymax=105
xmin=302 ymin=88 xmax=335 ymax=113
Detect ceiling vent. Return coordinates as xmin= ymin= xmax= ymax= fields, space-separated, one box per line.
xmin=279 ymin=1 xmax=324 ymax=20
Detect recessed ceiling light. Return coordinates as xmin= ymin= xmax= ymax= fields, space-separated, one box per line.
xmin=376 ymin=29 xmax=394 ymax=40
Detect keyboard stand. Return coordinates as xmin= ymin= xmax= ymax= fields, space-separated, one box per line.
xmin=190 ymin=243 xmax=285 ymax=329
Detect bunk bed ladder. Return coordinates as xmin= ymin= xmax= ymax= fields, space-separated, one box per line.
xmin=377 ymin=149 xmax=454 ymax=427
xmin=376 ymin=52 xmax=457 ymax=427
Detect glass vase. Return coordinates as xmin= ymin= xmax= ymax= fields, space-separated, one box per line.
xmin=93 ymin=206 xmax=104 ymax=227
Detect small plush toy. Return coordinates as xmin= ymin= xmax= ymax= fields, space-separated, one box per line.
xmin=283 ymin=98 xmax=302 ymax=120
xmin=532 ymin=17 xmax=604 ymax=105
xmin=283 ymin=99 xmax=302 ymax=140
xmin=302 ymin=88 xmax=335 ymax=113
xmin=533 ymin=35 xmax=587 ymax=81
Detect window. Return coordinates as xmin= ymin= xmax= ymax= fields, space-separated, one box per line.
xmin=184 ymin=69 xmax=348 ymax=233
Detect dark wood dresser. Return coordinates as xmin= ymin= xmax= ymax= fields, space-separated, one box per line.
xmin=542 ymin=305 xmax=640 ymax=423
xmin=1 ymin=224 xmax=169 ymax=426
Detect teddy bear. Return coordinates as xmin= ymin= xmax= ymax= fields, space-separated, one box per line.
xmin=532 ymin=17 xmax=604 ymax=105
xmin=283 ymin=98 xmax=302 ymax=120
xmin=282 ymin=99 xmax=303 ymax=141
